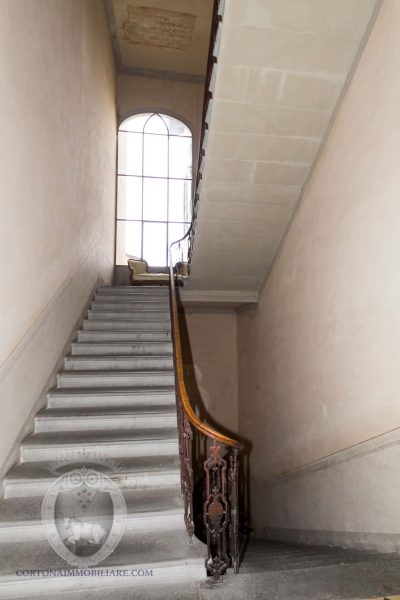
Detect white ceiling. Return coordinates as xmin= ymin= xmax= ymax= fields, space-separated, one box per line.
xmin=187 ymin=0 xmax=380 ymax=297
xmin=106 ymin=0 xmax=214 ymax=81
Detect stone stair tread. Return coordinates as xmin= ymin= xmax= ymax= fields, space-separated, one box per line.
xmin=48 ymin=386 xmax=175 ymax=397
xmin=88 ymin=311 xmax=170 ymax=318
xmin=0 ymin=486 xmax=183 ymax=526
xmin=37 ymin=405 xmax=177 ymax=419
xmin=82 ymin=320 xmax=171 ymax=330
xmin=64 ymin=354 xmax=172 ymax=362
xmin=91 ymin=304 xmax=169 ymax=310
xmin=0 ymin=528 xmax=204 ymax=575
xmin=47 ymin=388 xmax=176 ymax=409
xmin=70 ymin=344 xmax=173 ymax=355
xmin=79 ymin=328 xmax=171 ymax=333
xmin=97 ymin=286 xmax=168 ymax=291
xmin=57 ymin=371 xmax=175 ymax=389
xmin=84 ymin=316 xmax=171 ymax=320
xmin=71 ymin=341 xmax=172 ymax=347
xmin=95 ymin=293 xmax=168 ymax=298
xmin=22 ymin=428 xmax=178 ymax=448
xmin=89 ymin=309 xmax=169 ymax=313
xmin=15 ymin=583 xmax=200 ymax=600
xmin=5 ymin=455 xmax=180 ymax=484
xmin=93 ymin=300 xmax=170 ymax=308
xmin=77 ymin=330 xmax=172 ymax=339
xmin=63 ymin=356 xmax=173 ymax=371
xmin=58 ymin=369 xmax=174 ymax=376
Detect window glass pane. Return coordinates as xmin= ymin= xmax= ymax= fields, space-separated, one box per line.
xmin=116 ymin=113 xmax=193 ymax=268
xmin=142 ymin=178 xmax=167 ymax=221
xmin=143 ymin=222 xmax=167 ymax=266
xmin=117 ymin=176 xmax=142 ymax=220
xmin=118 ymin=132 xmax=142 ymax=175
xmin=143 ymin=134 xmax=168 ymax=177
xmin=162 ymin=115 xmax=191 ymax=136
xmin=168 ymin=223 xmax=189 ymax=265
xmin=169 ymin=179 xmax=192 ymax=222
xmin=169 ymin=136 xmax=192 ymax=179
xmin=120 ymin=113 xmax=152 ymax=133
xmin=144 ymin=114 xmax=168 ymax=134
xmin=116 ymin=221 xmax=142 ymax=265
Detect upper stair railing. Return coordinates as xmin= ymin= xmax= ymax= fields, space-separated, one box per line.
xmin=189 ymin=0 xmax=223 ymax=263
xmin=169 ymin=235 xmax=241 ymax=581
xmin=167 ymin=1 xmax=241 ymax=581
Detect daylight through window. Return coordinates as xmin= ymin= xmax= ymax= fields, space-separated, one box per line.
xmin=116 ymin=112 xmax=192 ymax=266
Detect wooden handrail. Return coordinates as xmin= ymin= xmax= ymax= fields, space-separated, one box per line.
xmin=167 ymin=2 xmax=241 ymax=579
xmin=168 ymin=237 xmax=240 ymax=449
xmin=168 ymin=1 xmax=239 ymax=450
xmin=169 ymin=235 xmax=241 ymax=580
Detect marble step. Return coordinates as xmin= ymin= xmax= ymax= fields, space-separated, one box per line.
xmin=77 ymin=329 xmax=171 ymax=342
xmin=47 ymin=387 xmax=176 ymax=409
xmin=91 ymin=301 xmax=169 ymax=311
xmin=15 ymin=582 xmax=200 ymax=600
xmin=87 ymin=310 xmax=170 ymax=322
xmin=0 ymin=486 xmax=183 ymax=542
xmin=97 ymin=286 xmax=169 ymax=296
xmin=35 ymin=405 xmax=177 ymax=433
xmin=20 ymin=428 xmax=179 ymax=462
xmin=94 ymin=293 xmax=169 ymax=305
xmin=57 ymin=370 xmax=174 ymax=388
xmin=0 ymin=528 xmax=205 ymax=598
xmin=82 ymin=320 xmax=170 ymax=331
xmin=64 ymin=355 xmax=173 ymax=371
xmin=70 ymin=341 xmax=172 ymax=356
xmin=4 ymin=455 xmax=181 ymax=498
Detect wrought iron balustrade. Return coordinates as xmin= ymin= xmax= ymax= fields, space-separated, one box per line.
xmin=169 ymin=235 xmax=241 ymax=582
xmin=167 ymin=1 xmax=241 ymax=581
xmin=189 ymin=0 xmax=222 ymax=263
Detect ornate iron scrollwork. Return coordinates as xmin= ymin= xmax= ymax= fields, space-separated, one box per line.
xmin=204 ymin=442 xmax=231 ymax=581
xmin=181 ymin=413 xmax=194 ymax=539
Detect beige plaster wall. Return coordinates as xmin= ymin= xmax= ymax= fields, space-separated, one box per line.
xmin=117 ymin=73 xmax=204 ymax=156
xmin=183 ymin=309 xmax=238 ymax=435
xmin=0 ymin=0 xmax=116 ymax=476
xmin=238 ymin=0 xmax=400 ymax=547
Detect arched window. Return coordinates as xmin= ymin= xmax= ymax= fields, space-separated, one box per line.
xmin=116 ymin=112 xmax=192 ymax=266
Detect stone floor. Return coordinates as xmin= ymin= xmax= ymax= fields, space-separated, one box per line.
xmin=18 ymin=538 xmax=400 ymax=600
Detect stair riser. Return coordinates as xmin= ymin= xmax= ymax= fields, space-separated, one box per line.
xmin=35 ymin=414 xmax=177 ymax=433
xmin=88 ymin=312 xmax=170 ymax=323
xmin=78 ymin=330 xmax=171 ymax=342
xmin=4 ymin=471 xmax=181 ymax=499
xmin=0 ymin=562 xmax=204 ymax=598
xmin=20 ymin=440 xmax=179 ymax=462
xmin=83 ymin=320 xmax=171 ymax=331
xmin=95 ymin=292 xmax=169 ymax=302
xmin=94 ymin=295 xmax=169 ymax=304
xmin=98 ymin=287 xmax=168 ymax=294
xmin=64 ymin=357 xmax=173 ymax=371
xmin=57 ymin=373 xmax=175 ymax=388
xmin=48 ymin=393 xmax=176 ymax=409
xmin=92 ymin=302 xmax=169 ymax=311
xmin=0 ymin=511 xmax=184 ymax=543
xmin=71 ymin=342 xmax=172 ymax=356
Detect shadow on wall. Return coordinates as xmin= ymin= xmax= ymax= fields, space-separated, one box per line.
xmin=176 ymin=290 xmax=253 ymax=559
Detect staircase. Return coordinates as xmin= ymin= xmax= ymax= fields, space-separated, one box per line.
xmin=0 ymin=285 xmax=205 ymax=598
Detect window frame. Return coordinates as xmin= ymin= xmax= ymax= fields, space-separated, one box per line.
xmin=115 ymin=112 xmax=193 ymax=267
